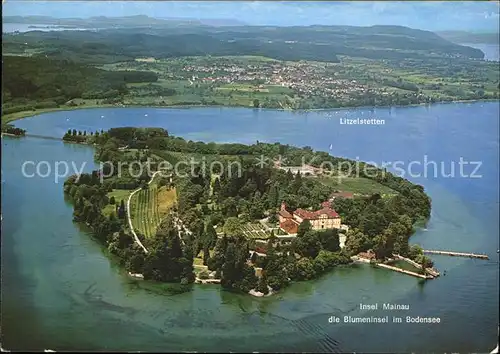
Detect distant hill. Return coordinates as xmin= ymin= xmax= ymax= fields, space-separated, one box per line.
xmin=437 ymin=31 xmax=499 ymax=44
xmin=2 ymin=21 xmax=484 ymax=63
xmin=2 ymin=15 xmax=247 ymax=28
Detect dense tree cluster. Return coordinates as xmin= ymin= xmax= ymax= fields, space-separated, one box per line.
xmin=142 ymin=216 xmax=195 ymax=284
xmin=207 ymin=235 xmax=257 ymax=293
xmin=1 ymin=124 xmax=26 ymax=136
xmin=251 ymin=229 xmax=351 ymax=290
xmin=2 ymin=56 xmax=158 ymax=115
xmin=334 ymin=189 xmax=430 ymax=262
xmin=64 ymin=172 xmax=128 ymax=249
xmin=62 ymin=129 xmax=92 ymax=143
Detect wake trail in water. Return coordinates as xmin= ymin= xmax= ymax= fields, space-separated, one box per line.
xmin=293 ymin=317 xmax=342 ymax=353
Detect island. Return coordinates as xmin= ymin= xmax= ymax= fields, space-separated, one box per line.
xmin=62 ymin=127 xmax=433 ymax=296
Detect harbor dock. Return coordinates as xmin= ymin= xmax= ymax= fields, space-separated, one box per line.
xmin=423 ymin=250 xmax=489 ymax=260
xmin=393 ymin=254 xmax=440 ymax=277
xmin=376 ymin=263 xmax=434 ymax=279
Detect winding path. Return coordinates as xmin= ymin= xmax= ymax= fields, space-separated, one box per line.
xmin=126 ymin=170 xmax=163 ymax=254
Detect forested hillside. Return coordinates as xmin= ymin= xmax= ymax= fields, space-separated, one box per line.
xmin=2 ymin=56 xmax=158 ymax=114
xmin=3 ymin=23 xmax=484 ymax=64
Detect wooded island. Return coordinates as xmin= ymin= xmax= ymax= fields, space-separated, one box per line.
xmin=63 ymin=127 xmax=433 ymax=295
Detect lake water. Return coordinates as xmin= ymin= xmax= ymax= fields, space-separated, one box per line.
xmin=2 ymin=23 xmax=96 ymax=33
xmin=461 ymin=43 xmax=500 ymax=62
xmin=2 ymin=102 xmax=499 ymax=352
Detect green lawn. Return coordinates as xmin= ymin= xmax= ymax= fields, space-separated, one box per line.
xmin=102 ymin=189 xmax=133 ymax=217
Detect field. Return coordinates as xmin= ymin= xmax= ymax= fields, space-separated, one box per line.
xmin=316 ymin=176 xmax=397 ymax=196
xmin=130 ymin=181 xmax=177 ymax=238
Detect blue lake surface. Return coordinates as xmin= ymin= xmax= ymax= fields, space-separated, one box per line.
xmin=2 ymin=102 xmax=499 ymax=351
xmin=462 ymin=43 xmax=500 ymax=62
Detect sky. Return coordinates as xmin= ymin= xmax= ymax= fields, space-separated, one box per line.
xmin=3 ymin=1 xmax=500 ymax=32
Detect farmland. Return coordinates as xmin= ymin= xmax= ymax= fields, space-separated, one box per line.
xmin=130 ymin=180 xmax=177 ymax=238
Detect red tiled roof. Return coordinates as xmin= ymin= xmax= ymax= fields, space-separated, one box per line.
xmin=255 ymin=246 xmax=267 ymax=254
xmin=317 ymin=207 xmax=340 ymax=218
xmin=280 ymin=219 xmax=299 ymax=234
xmin=294 ymin=208 xmax=316 ymax=220
xmin=278 ymin=209 xmax=292 ymax=218
xmin=358 ymin=251 xmax=375 ymax=259
xmin=294 ymin=207 xmax=340 ymax=220
xmin=321 ymin=201 xmax=331 ymax=208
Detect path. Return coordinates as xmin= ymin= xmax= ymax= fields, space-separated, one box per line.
xmin=171 ymin=212 xmax=188 ymax=246
xmin=126 ymin=170 xmax=164 ymax=254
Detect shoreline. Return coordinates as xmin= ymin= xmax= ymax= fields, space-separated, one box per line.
xmin=2 ymin=98 xmax=498 ymax=125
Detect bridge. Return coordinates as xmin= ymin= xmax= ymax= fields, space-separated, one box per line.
xmin=25 ymin=134 xmax=63 ymax=141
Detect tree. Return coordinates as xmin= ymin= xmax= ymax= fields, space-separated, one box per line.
xmin=213 ymin=177 xmax=221 ymax=195
xmin=295 ymin=257 xmax=316 ymax=280
xmin=317 ymin=228 xmax=340 ymax=252
xmin=203 ymin=244 xmax=211 ymax=266
xmin=250 ymin=251 xmax=257 ymax=264
xmin=221 ymin=197 xmax=238 ymax=217
xmin=223 ymin=217 xmax=241 ymax=237
xmin=253 ymin=98 xmax=260 ymax=108
xmin=344 ymin=228 xmax=370 ymax=256
xmin=256 ymin=275 xmax=269 ymax=294
xmin=267 ymin=184 xmax=279 ymax=208
xmin=291 ymin=171 xmax=302 ymax=194
xmin=205 ymin=223 xmax=218 ymax=248
xmin=109 ymin=196 xmax=116 ymax=205
xmin=221 ymin=242 xmax=238 ymax=289
xmin=292 ymin=230 xmax=322 ymax=258
xmin=408 ymin=244 xmax=423 ymax=259
xmin=268 ymin=213 xmax=278 ymax=224
xmin=297 ymin=219 xmax=312 ymax=237
xmin=208 ymin=234 xmax=228 ymax=271
xmin=372 ymin=234 xmax=390 ymax=260
xmin=117 ymin=199 xmax=126 ymax=219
